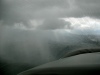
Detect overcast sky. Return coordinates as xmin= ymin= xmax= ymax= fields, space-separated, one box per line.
xmin=0 ymin=0 xmax=100 ymax=67
xmin=0 ymin=0 xmax=100 ymax=30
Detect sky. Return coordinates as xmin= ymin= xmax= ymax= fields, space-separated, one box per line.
xmin=0 ymin=0 xmax=100 ymax=66
xmin=0 ymin=0 xmax=100 ymax=31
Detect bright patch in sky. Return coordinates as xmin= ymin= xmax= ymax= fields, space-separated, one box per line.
xmin=63 ymin=17 xmax=100 ymax=30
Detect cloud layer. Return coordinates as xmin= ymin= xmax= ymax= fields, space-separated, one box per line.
xmin=0 ymin=0 xmax=100 ymax=29
xmin=36 ymin=18 xmax=71 ymax=30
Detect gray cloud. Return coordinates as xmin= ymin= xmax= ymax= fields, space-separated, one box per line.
xmin=0 ymin=0 xmax=69 ymax=26
xmin=0 ymin=0 xmax=100 ymax=28
xmin=74 ymin=0 xmax=100 ymax=18
xmin=37 ymin=18 xmax=71 ymax=30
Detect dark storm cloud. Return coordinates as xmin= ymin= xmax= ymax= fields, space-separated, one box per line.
xmin=37 ymin=18 xmax=71 ymax=30
xmin=0 ymin=0 xmax=100 ymax=29
xmin=58 ymin=0 xmax=100 ymax=18
xmin=0 ymin=0 xmax=69 ymax=26
xmin=74 ymin=0 xmax=100 ymax=18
